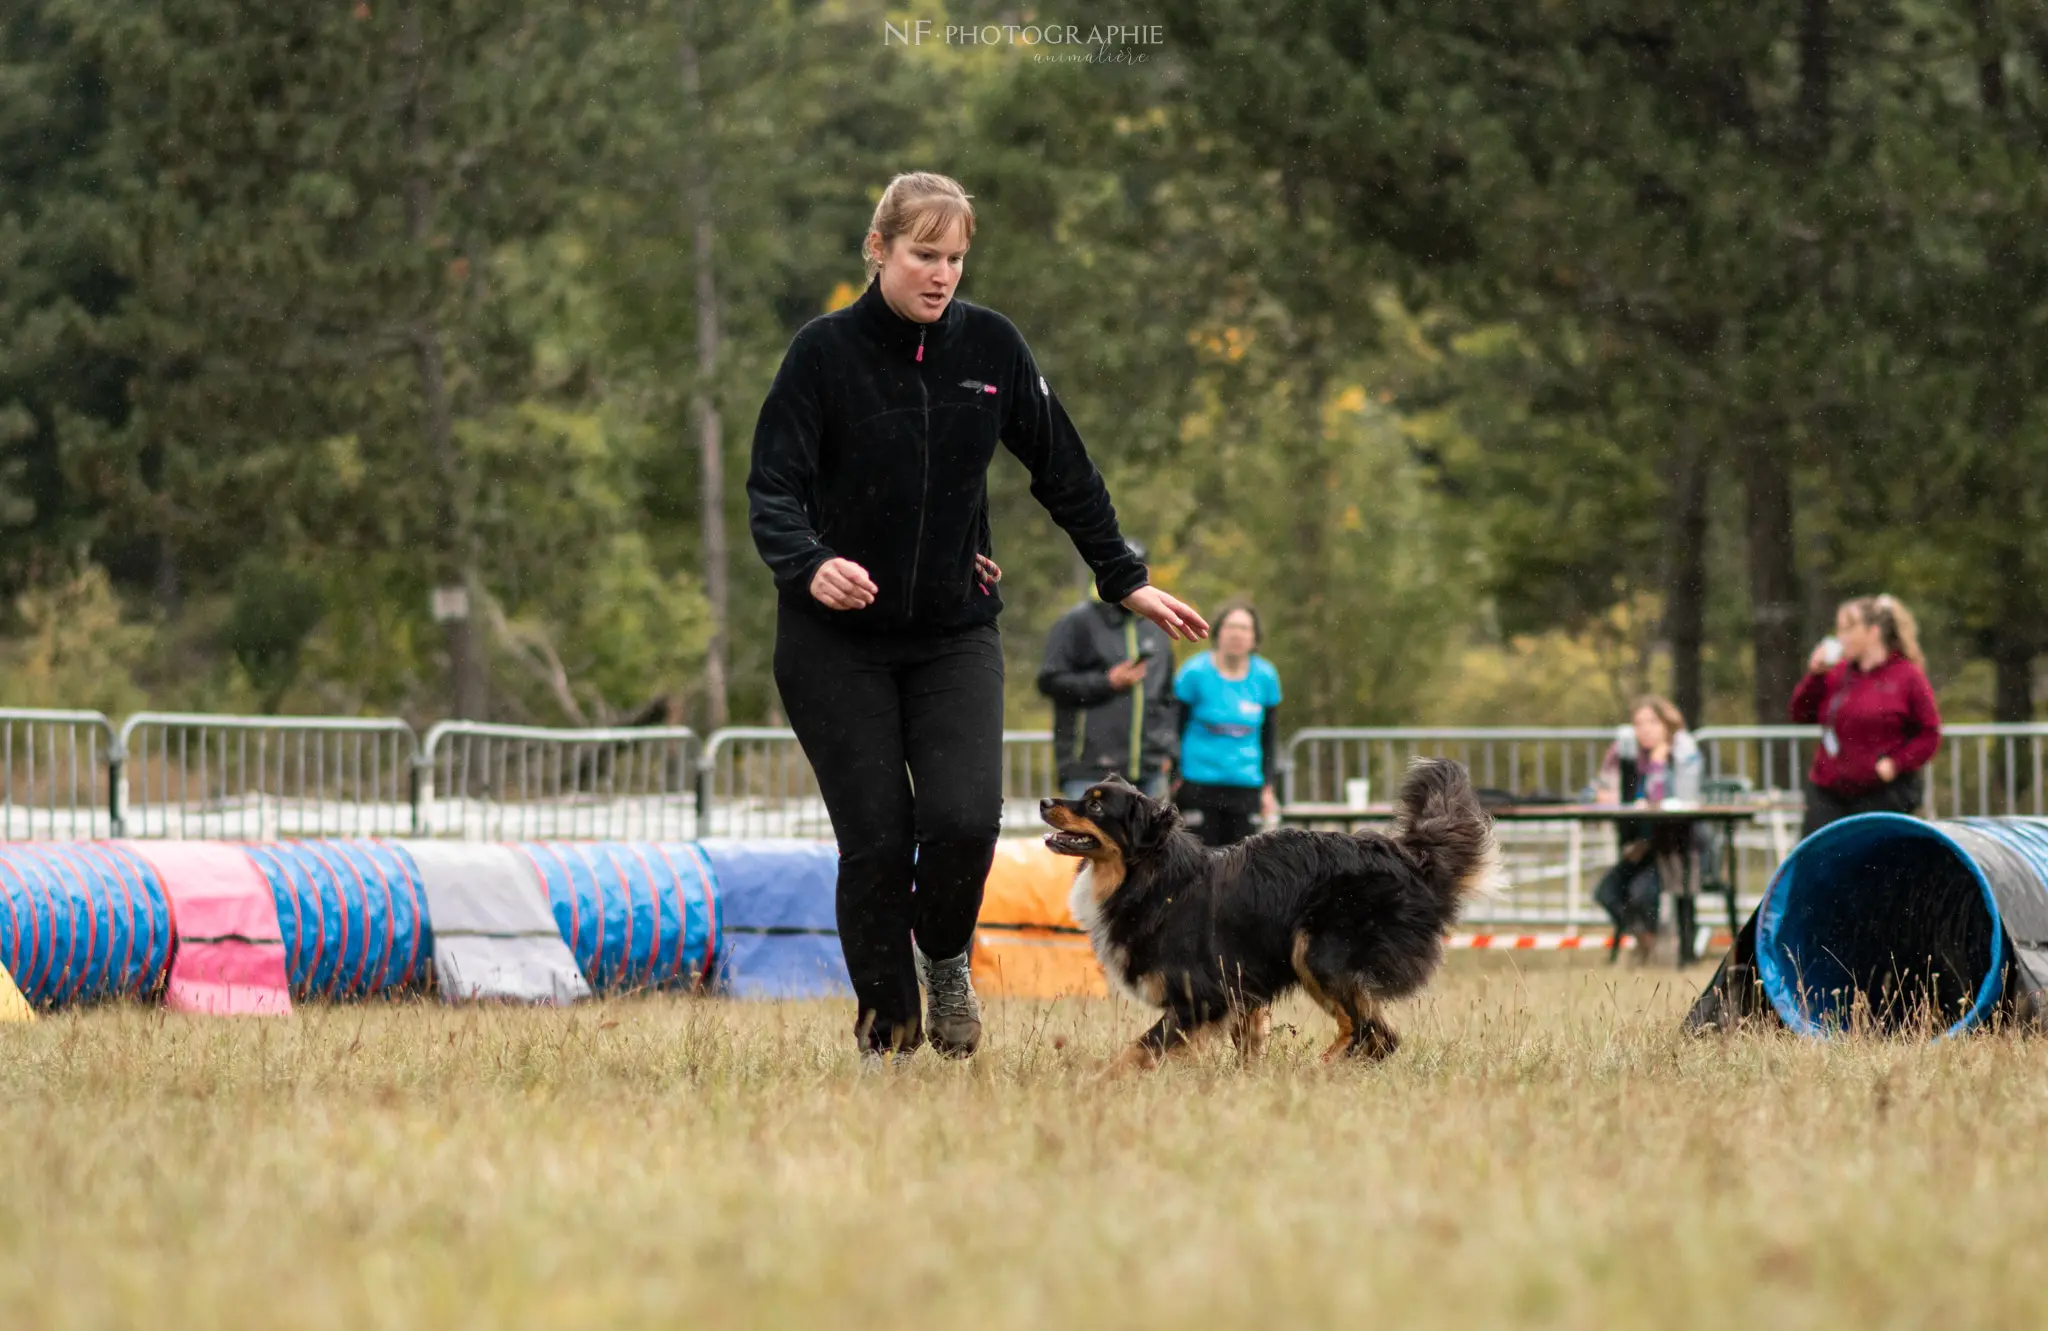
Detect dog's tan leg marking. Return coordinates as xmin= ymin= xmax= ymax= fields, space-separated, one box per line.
xmin=1229 ymin=1006 xmax=1272 ymax=1062
xmin=1107 ymin=1017 xmax=1221 ymax=1076
xmin=1108 ymin=1041 xmax=1163 ymax=1074
xmin=1163 ymin=1021 xmax=1226 ymax=1067
xmin=1319 ymin=1005 xmax=1357 ymax=1063
xmin=1292 ymin=931 xmax=1356 ymax=1063
xmin=1290 ymin=931 xmax=1328 ymax=1006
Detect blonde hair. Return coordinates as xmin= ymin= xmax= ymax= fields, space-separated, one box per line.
xmin=1847 ymin=594 xmax=1926 ymax=667
xmin=1630 ymin=694 xmax=1687 ymax=740
xmin=863 ymin=172 xmax=976 ymax=279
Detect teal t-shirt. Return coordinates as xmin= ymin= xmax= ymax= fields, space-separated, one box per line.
xmin=1174 ymin=653 xmax=1282 ymax=788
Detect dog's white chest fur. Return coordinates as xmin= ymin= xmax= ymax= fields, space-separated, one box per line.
xmin=1069 ymin=864 xmax=1155 ymax=1008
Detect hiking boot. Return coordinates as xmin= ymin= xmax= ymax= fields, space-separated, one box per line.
xmin=915 ymin=945 xmax=982 ymax=1058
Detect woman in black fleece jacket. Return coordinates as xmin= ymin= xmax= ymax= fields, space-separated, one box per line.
xmin=747 ymin=172 xmax=1206 ymax=1060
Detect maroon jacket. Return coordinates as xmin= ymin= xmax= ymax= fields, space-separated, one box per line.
xmin=1789 ymin=655 xmax=1942 ymax=795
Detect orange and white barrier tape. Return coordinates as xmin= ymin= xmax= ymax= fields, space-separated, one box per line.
xmin=1451 ymin=930 xmax=1735 ymax=952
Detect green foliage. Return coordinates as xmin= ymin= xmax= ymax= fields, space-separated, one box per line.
xmin=0 ymin=561 xmax=148 ymax=715
xmin=224 ymin=561 xmax=324 ymax=712
xmin=2 ymin=0 xmax=2046 ymax=729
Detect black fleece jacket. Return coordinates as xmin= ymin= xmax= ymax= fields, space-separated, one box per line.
xmin=747 ymin=278 xmax=1148 ymax=632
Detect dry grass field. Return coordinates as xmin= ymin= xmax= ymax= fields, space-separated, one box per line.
xmin=1 ymin=954 xmax=2043 ymax=1330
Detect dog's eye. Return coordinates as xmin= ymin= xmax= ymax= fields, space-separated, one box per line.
xmin=1087 ymin=799 xmax=1103 ymax=815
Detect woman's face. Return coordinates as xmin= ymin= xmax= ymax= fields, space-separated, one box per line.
xmin=1216 ymin=610 xmax=1257 ymax=659
xmin=872 ymin=217 xmax=967 ymax=323
xmin=1632 ymin=706 xmax=1670 ymax=754
xmin=1836 ymin=605 xmax=1868 ymax=656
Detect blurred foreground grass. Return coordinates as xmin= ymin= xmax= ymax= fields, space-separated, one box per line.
xmin=0 ymin=955 xmax=2042 ymax=1330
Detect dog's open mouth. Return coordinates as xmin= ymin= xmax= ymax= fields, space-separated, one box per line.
xmin=1043 ymin=830 xmax=1100 ymax=855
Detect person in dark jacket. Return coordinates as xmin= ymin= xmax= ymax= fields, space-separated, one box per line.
xmin=1036 ymin=539 xmax=1179 ymax=798
xmin=746 ymin=172 xmax=1207 ymax=1061
xmin=1790 ymin=593 xmax=1942 ymax=837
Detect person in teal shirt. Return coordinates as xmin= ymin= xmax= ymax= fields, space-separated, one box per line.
xmin=1172 ymin=602 xmax=1283 ymax=846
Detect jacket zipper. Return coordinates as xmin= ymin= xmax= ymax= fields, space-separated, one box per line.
xmin=906 ymin=325 xmax=930 ymax=619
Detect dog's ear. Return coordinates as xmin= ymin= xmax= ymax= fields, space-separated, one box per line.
xmin=1128 ymin=795 xmax=1180 ymax=856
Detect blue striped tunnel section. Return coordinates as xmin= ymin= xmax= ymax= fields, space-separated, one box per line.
xmin=0 ymin=843 xmax=171 ymax=1006
xmin=243 ymin=841 xmax=432 ymax=999
xmin=518 ymin=843 xmax=719 ymax=994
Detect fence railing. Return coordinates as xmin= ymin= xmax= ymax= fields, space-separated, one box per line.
xmin=1286 ymin=723 xmax=2048 ymax=818
xmin=1283 ymin=728 xmax=1619 ymax=807
xmin=116 ymin=713 xmax=419 ymax=840
xmin=4 ymin=708 xmax=2046 ymax=932
xmin=1922 ymin=724 xmax=2048 ymax=817
xmin=420 ymin=722 xmax=699 ymax=842
xmin=0 ymin=710 xmax=117 ymax=840
xmin=698 ymin=727 xmax=1058 ymax=839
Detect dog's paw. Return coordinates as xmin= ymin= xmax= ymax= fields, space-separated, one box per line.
xmin=1099 ymin=1043 xmax=1161 ymax=1079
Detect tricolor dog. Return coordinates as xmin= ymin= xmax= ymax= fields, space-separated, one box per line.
xmin=1041 ymin=759 xmax=1498 ymax=1069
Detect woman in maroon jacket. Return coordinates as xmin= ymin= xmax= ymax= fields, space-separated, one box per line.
xmin=1789 ymin=594 xmax=1942 ymax=837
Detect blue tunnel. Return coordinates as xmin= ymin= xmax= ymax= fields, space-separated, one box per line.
xmin=1752 ymin=814 xmax=2048 ymax=1038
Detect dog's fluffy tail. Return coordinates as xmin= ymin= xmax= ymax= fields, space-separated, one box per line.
xmin=1388 ymin=758 xmax=1500 ymax=925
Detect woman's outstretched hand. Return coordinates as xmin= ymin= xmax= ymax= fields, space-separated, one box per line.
xmin=1122 ymin=586 xmax=1209 ymax=642
xmin=810 ymin=558 xmax=878 ymax=610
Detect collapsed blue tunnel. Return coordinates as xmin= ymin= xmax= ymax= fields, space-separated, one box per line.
xmin=1723 ymin=814 xmax=2048 ymax=1038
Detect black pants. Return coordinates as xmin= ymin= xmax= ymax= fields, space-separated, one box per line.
xmin=1174 ymin=781 xmax=1263 ymax=847
xmin=1801 ymin=772 xmax=1924 ymax=839
xmin=773 ymin=609 xmax=1004 ymax=1053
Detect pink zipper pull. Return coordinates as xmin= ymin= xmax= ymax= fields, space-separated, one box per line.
xmin=916 ymin=330 xmax=925 ymax=363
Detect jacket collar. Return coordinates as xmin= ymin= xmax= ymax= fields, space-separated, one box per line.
xmin=851 ymin=276 xmax=962 ymax=357
xmin=1847 ymin=651 xmax=1901 ymax=677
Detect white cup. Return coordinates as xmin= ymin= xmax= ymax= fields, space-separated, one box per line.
xmin=1819 ymin=635 xmax=1843 ymax=666
xmin=1345 ymin=778 xmax=1371 ymax=810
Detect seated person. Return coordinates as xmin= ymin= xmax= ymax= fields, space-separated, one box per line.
xmin=1592 ymin=695 xmax=1705 ymax=961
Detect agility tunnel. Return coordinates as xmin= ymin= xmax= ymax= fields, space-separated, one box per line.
xmin=0 ymin=834 xmax=1089 ymax=1011
xmin=1689 ymin=814 xmax=2048 ymax=1037
xmin=408 ymin=842 xmax=589 ymax=1005
xmin=129 ymin=841 xmax=292 ymax=1015
xmin=243 ymin=841 xmax=433 ymax=1000
xmin=519 ymin=842 xmax=718 ymax=996
xmin=698 ymin=839 xmax=847 ymax=999
xmin=0 ymin=843 xmax=170 ymax=1008
xmin=971 ymin=839 xmax=1106 ymax=999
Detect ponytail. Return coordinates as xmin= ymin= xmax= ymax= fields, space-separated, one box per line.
xmin=1848 ymin=594 xmax=1925 ymax=668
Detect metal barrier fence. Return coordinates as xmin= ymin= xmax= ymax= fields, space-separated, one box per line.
xmin=1924 ymin=724 xmax=2048 ymax=817
xmin=697 ymin=727 xmax=1058 ymax=839
xmin=1279 ymin=726 xmax=1825 ymax=933
xmin=1286 ymin=723 xmax=2048 ymax=818
xmin=420 ymin=722 xmax=699 ymax=841
xmin=0 ymin=710 xmax=117 ymax=839
xmin=116 ymin=713 xmax=418 ymax=839
xmin=1283 ymin=728 xmax=1618 ymax=807
xmin=1 ymin=708 xmax=2044 ymax=933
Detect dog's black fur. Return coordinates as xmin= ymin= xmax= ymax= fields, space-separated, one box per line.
xmin=1040 ymin=758 xmax=1498 ymax=1068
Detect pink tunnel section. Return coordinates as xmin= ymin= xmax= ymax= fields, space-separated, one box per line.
xmin=129 ymin=842 xmax=292 ymax=1016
